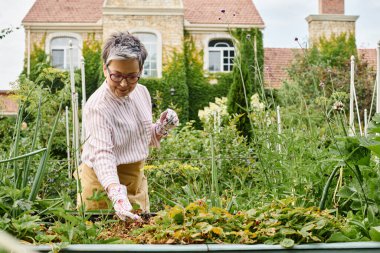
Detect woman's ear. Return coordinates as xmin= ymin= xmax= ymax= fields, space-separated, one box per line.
xmin=103 ymin=63 xmax=107 ymax=77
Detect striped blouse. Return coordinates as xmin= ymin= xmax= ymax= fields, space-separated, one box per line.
xmin=81 ymin=81 xmax=160 ymax=190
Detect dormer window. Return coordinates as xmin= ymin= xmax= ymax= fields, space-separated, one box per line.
xmin=208 ymin=39 xmax=234 ymax=72
xmin=50 ymin=36 xmax=80 ymax=70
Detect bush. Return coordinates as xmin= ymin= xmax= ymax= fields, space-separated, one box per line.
xmin=82 ymin=34 xmax=104 ymax=98
xmin=227 ymin=28 xmax=264 ymax=138
xmin=283 ymin=33 xmax=375 ymax=114
xmin=21 ymin=35 xmax=50 ymax=82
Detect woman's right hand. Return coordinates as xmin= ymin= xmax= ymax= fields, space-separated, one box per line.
xmin=107 ymin=184 xmax=141 ymax=220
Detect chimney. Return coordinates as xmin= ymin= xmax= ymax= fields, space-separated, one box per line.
xmin=306 ymin=0 xmax=358 ymax=47
xmin=319 ymin=0 xmax=344 ymax=14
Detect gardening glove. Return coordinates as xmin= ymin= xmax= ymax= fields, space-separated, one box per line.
xmin=107 ymin=184 xmax=141 ymax=221
xmin=155 ymin=108 xmax=179 ymax=137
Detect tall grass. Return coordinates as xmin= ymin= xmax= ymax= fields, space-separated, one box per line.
xmin=0 ymin=87 xmax=64 ymax=202
xmin=29 ymin=102 xmax=63 ymax=201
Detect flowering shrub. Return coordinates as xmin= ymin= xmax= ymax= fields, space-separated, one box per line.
xmin=198 ymin=97 xmax=228 ymax=130
xmin=250 ymin=93 xmax=265 ymax=111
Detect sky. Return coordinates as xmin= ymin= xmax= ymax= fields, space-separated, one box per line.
xmin=0 ymin=0 xmax=379 ymax=90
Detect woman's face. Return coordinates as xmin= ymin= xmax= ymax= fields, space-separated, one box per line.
xmin=104 ymin=59 xmax=141 ymax=97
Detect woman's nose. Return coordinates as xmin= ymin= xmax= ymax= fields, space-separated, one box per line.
xmin=120 ymin=79 xmax=128 ymax=87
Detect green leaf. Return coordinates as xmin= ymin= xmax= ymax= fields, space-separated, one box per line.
xmin=132 ymin=203 xmax=141 ymax=210
xmin=367 ymin=113 xmax=380 ymax=133
xmin=367 ymin=205 xmax=379 ymax=226
xmin=348 ymin=219 xmax=369 ymax=238
xmin=337 ymin=186 xmax=356 ymax=198
xmin=301 ymin=223 xmax=315 ymax=232
xmin=360 ymin=138 xmax=380 ymax=158
xmin=315 ymin=219 xmax=327 ymax=229
xmin=280 ymin=228 xmax=297 ymax=235
xmin=345 ymin=146 xmax=370 ymax=166
xmin=341 ymin=226 xmax=360 ymax=239
xmin=173 ymin=212 xmax=184 ymax=225
xmin=326 ymin=232 xmax=354 ymax=242
xmin=35 ymin=234 xmax=57 ymax=243
xmin=370 ymin=113 xmax=380 ymax=124
xmin=369 ymin=226 xmax=380 ymax=241
xmin=13 ymin=199 xmax=33 ymax=211
xmin=280 ymin=238 xmax=294 ymax=248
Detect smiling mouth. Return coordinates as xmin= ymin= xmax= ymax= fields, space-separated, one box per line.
xmin=119 ymin=89 xmax=128 ymax=92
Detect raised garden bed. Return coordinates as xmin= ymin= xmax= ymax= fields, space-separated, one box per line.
xmin=30 ymin=242 xmax=380 ymax=253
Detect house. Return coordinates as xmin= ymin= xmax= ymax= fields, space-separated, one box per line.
xmin=264 ymin=0 xmax=377 ymax=88
xmin=21 ymin=0 xmax=264 ymax=78
xmin=19 ymin=0 xmax=378 ymax=89
xmin=0 ymin=91 xmax=18 ymax=116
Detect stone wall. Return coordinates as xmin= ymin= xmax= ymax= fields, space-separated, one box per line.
xmin=306 ymin=14 xmax=358 ymax=46
xmin=26 ymin=31 xmax=102 ymax=53
xmin=102 ymin=15 xmax=184 ymax=64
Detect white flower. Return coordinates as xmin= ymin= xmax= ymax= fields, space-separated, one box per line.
xmin=198 ymin=97 xmax=228 ymax=125
xmin=250 ymin=93 xmax=265 ymax=111
xmin=332 ymin=101 xmax=344 ymax=111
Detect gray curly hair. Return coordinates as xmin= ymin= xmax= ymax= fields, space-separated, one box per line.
xmin=102 ymin=31 xmax=148 ymax=70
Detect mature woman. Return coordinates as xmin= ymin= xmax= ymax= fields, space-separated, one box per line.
xmin=76 ymin=31 xmax=178 ymax=220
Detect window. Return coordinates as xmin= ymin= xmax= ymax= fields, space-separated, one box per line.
xmin=50 ymin=37 xmax=80 ymax=70
xmin=208 ymin=39 xmax=234 ymax=72
xmin=133 ymin=33 xmax=158 ymax=77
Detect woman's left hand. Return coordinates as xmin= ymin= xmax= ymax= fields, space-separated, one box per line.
xmin=155 ymin=109 xmax=179 ymax=136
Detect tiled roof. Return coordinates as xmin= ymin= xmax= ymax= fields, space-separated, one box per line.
xmin=22 ymin=0 xmax=104 ymax=23
xmin=358 ymin=48 xmax=377 ymax=69
xmin=264 ymin=48 xmax=302 ymax=88
xmin=23 ymin=0 xmax=264 ymax=26
xmin=0 ymin=92 xmax=18 ymax=116
xmin=183 ymin=0 xmax=264 ymax=26
xmin=264 ymin=48 xmax=378 ymax=89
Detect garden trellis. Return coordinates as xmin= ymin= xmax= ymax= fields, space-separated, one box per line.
xmin=376 ymin=41 xmax=380 ymax=114
xmin=348 ymin=41 xmax=380 ymax=137
xmin=68 ymin=40 xmax=79 ymax=170
xmin=67 ymin=40 xmax=86 ymax=176
xmin=349 ymin=55 xmax=362 ymax=136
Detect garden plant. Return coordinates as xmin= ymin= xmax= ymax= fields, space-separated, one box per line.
xmin=1 ymin=27 xmax=380 ymax=252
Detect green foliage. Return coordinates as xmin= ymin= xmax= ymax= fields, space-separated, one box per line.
xmin=182 ymin=35 xmax=234 ymax=127
xmin=184 ymin=35 xmax=210 ymax=126
xmin=142 ymin=34 xmax=235 ymax=127
xmin=162 ymin=51 xmax=189 ymax=121
xmin=283 ymin=33 xmax=374 ymax=115
xmin=141 ymin=52 xmax=189 ymax=122
xmin=47 ymin=208 xmax=107 ymax=244
xmin=128 ymin=199 xmax=346 ymax=245
xmin=317 ymin=33 xmax=357 ymax=68
xmin=227 ymin=28 xmax=264 ymax=138
xmin=82 ymin=34 xmax=104 ymax=98
xmin=0 ymin=180 xmax=50 ymax=241
xmin=210 ymin=72 xmax=233 ymax=99
xmin=2 ymin=25 xmax=379 ymax=247
xmin=140 ymin=77 xmax=166 ymax=120
xmin=148 ymin=120 xmax=255 ymax=212
xmin=0 ymin=116 xmax=15 ymax=155
xmin=21 ymin=35 xmax=50 ymax=82
xmin=17 ymin=69 xmax=72 ymax=159
xmin=313 ymin=110 xmax=380 ymax=238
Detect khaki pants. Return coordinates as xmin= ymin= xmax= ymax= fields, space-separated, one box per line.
xmin=75 ymin=161 xmax=150 ymax=212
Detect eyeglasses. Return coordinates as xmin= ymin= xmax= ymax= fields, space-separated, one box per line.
xmin=107 ymin=66 xmax=140 ymax=84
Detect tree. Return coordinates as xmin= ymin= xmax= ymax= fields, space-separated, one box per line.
xmin=227 ymin=28 xmax=264 ymax=138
